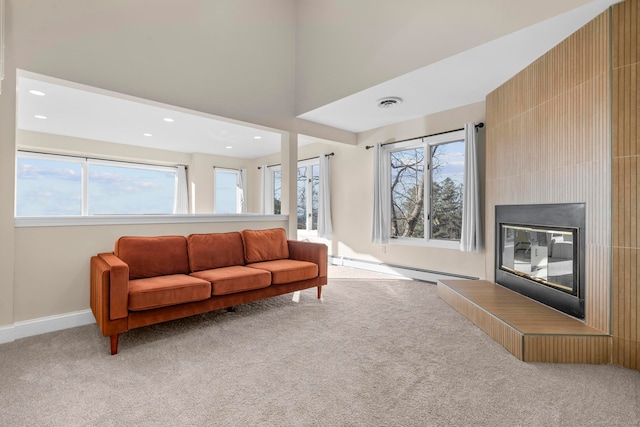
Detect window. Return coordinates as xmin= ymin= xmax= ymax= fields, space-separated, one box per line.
xmin=429 ymin=140 xmax=465 ymax=240
xmin=264 ymin=159 xmax=319 ymax=231
xmin=16 ymin=153 xmax=83 ymax=216
xmin=214 ymin=168 xmax=246 ymax=214
xmin=273 ymin=168 xmax=282 ymax=215
xmin=88 ymin=160 xmax=176 ymax=214
xmin=387 ymin=130 xmax=465 ymax=244
xmin=297 ymin=159 xmax=319 ymax=231
xmin=16 ymin=151 xmax=180 ymax=216
xmin=262 ymin=165 xmax=282 ymax=215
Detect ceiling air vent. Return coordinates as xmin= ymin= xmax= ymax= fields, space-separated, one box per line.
xmin=377 ymin=96 xmax=403 ymax=109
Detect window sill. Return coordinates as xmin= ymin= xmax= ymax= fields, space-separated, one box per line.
xmin=389 ymin=237 xmax=460 ymax=250
xmin=15 ymin=214 xmax=288 ymax=228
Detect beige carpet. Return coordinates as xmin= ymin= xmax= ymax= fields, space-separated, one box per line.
xmin=1 ymin=266 xmax=639 ymax=426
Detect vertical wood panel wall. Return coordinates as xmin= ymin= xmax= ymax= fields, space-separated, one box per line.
xmin=485 ymin=12 xmax=611 ymax=334
xmin=612 ymin=0 xmax=640 ymax=370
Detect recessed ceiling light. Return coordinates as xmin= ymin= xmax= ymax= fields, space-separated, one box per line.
xmin=34 ymin=115 xmax=47 ymax=119
xmin=377 ymin=96 xmax=403 ymax=108
xmin=225 ymin=146 xmax=233 ymax=149
xmin=253 ymin=136 xmax=262 ymax=140
xmin=29 ymin=90 xmax=46 ymax=96
xmin=163 ymin=118 xmax=174 ymax=122
xmin=143 ymin=133 xmax=152 ymax=137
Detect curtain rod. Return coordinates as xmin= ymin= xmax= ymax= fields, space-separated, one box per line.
xmin=257 ymin=152 xmax=334 ymax=169
xmin=365 ymin=122 xmax=484 ymax=150
xmin=213 ymin=166 xmax=244 ymax=171
xmin=18 ymin=149 xmax=187 ymax=169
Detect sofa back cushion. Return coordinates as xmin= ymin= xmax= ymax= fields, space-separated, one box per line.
xmin=241 ymin=228 xmax=289 ymax=263
xmin=187 ymin=232 xmax=245 ymax=272
xmin=115 ymin=236 xmax=189 ymax=280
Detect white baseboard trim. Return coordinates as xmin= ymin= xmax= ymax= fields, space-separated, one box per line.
xmin=329 ymin=255 xmax=481 ymax=283
xmin=0 ymin=309 xmax=95 ymax=345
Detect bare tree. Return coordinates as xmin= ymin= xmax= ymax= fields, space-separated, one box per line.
xmin=403 ymin=176 xmax=424 ymax=237
xmin=389 ymin=144 xmax=463 ymax=240
xmin=390 ymin=148 xmax=424 ymax=238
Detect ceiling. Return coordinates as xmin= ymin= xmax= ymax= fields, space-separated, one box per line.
xmin=16 ymin=0 xmax=621 ymax=156
xmin=17 ymin=73 xmax=288 ymax=159
xmin=298 ymin=0 xmax=622 ymax=132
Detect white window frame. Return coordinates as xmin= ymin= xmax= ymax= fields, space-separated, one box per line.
xmin=296 ymin=158 xmax=319 ymax=232
xmin=87 ymin=158 xmax=178 ymax=215
xmin=384 ymin=129 xmax=465 ymax=250
xmin=213 ymin=167 xmax=245 ymax=214
xmin=265 ymin=165 xmax=282 ymax=215
xmin=15 ymin=151 xmax=179 ymax=217
xmin=15 ymin=151 xmax=86 ymax=216
xmin=262 ymin=159 xmax=320 ymax=233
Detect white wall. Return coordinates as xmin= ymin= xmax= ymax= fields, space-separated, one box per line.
xmin=5 ymin=103 xmax=489 ymax=330
xmin=17 ymin=130 xmax=193 ymax=166
xmin=189 ymin=152 xmax=258 ymax=214
xmin=0 ymin=0 xmax=489 ymax=332
xmin=350 ymin=102 xmax=486 ymax=278
xmin=0 ymin=58 xmax=16 ymax=328
xmin=290 ymin=102 xmax=487 ymax=279
xmin=10 ymin=0 xmax=296 ymax=131
xmin=294 ymin=0 xmax=597 ymax=114
xmin=13 ymin=220 xmax=287 ymax=323
xmin=1 ymin=0 xmax=296 ymax=329
xmin=11 ymin=129 xmax=289 ymax=322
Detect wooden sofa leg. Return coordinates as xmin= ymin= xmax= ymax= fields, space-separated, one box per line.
xmin=110 ymin=334 xmax=119 ymax=355
xmin=317 ymin=285 xmax=322 ymax=299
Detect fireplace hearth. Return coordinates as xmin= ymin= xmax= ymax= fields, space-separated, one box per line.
xmin=495 ymin=203 xmax=585 ymax=319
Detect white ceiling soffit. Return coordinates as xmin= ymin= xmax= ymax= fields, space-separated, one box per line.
xmin=297 ymin=0 xmax=621 ymax=133
xmin=17 ymin=72 xmax=288 ymax=159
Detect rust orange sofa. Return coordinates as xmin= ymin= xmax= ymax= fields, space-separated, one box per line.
xmin=90 ymin=228 xmax=327 ymax=354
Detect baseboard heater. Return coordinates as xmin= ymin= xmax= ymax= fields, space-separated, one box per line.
xmin=329 ymin=255 xmax=479 ymax=283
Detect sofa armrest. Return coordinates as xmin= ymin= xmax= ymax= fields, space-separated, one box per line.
xmin=97 ymin=252 xmax=130 ymax=320
xmin=287 ymin=240 xmax=328 ymax=278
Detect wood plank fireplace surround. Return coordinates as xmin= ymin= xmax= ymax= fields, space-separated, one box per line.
xmin=439 ymin=0 xmax=640 ymax=371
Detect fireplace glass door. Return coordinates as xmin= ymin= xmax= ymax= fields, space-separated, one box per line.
xmin=500 ymin=224 xmax=577 ymax=295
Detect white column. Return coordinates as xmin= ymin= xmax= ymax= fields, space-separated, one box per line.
xmin=281 ymin=132 xmax=298 ymax=239
xmin=0 ymin=44 xmax=15 ymax=328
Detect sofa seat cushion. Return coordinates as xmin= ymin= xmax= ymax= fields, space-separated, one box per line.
xmin=246 ymin=260 xmax=318 ymax=285
xmin=128 ymin=274 xmax=211 ymax=311
xmin=190 ymin=266 xmax=272 ymax=296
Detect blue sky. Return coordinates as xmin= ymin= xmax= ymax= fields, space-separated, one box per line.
xmin=16 ymin=157 xmax=176 ymax=216
xmin=432 ymin=141 xmax=465 ymax=185
xmin=390 ymin=140 xmax=465 ymax=187
xmin=214 ymin=170 xmax=239 ymax=214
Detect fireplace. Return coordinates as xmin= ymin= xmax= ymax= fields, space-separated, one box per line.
xmin=495 ymin=203 xmax=585 ymax=319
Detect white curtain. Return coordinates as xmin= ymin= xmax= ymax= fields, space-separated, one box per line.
xmin=460 ymin=123 xmax=482 ymax=252
xmin=317 ymin=154 xmax=333 ymax=237
xmin=259 ymin=165 xmax=267 ymax=214
xmin=238 ymin=168 xmax=247 ymax=213
xmin=371 ymin=143 xmax=390 ymax=244
xmin=174 ymin=165 xmax=189 ymax=214
xmin=260 ymin=165 xmax=275 ymax=214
